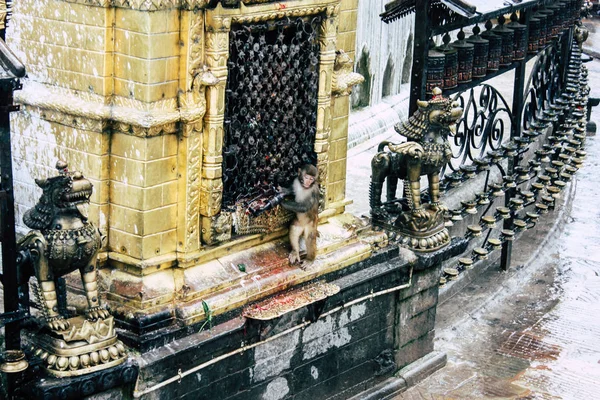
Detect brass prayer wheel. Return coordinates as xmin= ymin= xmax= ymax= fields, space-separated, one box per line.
xmin=437 ymin=33 xmax=458 ymax=89
xmin=426 ymin=39 xmax=445 ymax=94
xmin=565 ymin=0 xmax=575 ymax=27
xmin=570 ymin=0 xmax=581 ymax=26
xmin=556 ymin=1 xmax=567 ymax=31
xmin=538 ymin=7 xmax=556 ymax=40
xmin=567 ymin=0 xmax=576 ymax=28
xmin=534 ymin=11 xmax=548 ymax=48
xmin=481 ymin=20 xmax=501 ymax=72
xmin=545 ymin=4 xmax=561 ymax=38
xmin=494 ymin=15 xmax=515 ymax=67
xmin=506 ymin=13 xmax=527 ymax=61
xmin=452 ymin=29 xmax=474 ymax=83
xmin=467 ymin=25 xmax=489 ymax=78
xmin=528 ymin=17 xmax=540 ymax=54
xmin=560 ymin=0 xmax=573 ymax=30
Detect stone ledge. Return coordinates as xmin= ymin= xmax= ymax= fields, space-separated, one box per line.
xmin=15 ymin=81 xmax=193 ymax=136
xmin=347 ymin=377 xmax=408 ymax=400
xmin=348 ymin=351 xmax=447 ymax=400
xmin=130 ymin=249 xmax=415 ymax=397
xmin=396 ymin=350 xmax=447 ymax=387
xmin=50 ymin=0 xmax=209 ymax=12
xmin=415 ymin=237 xmax=469 ymax=270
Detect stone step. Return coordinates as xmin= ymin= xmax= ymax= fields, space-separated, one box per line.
xmin=178 ymin=214 xmax=369 ymax=306
xmin=176 ymin=237 xmax=376 ymax=326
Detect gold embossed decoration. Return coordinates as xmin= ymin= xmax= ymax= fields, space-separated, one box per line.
xmin=370 ymin=88 xmax=462 ymax=252
xmin=54 ymin=0 xmax=210 ymax=11
xmin=234 ymin=202 xmax=294 ymax=235
xmin=332 ymin=50 xmax=364 ymax=96
xmin=28 ymin=317 xmax=127 ymax=377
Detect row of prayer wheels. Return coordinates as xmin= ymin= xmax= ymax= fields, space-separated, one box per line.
xmin=426 ymin=0 xmax=583 ymax=93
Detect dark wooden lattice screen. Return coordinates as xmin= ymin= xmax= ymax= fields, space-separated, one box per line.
xmin=222 ymin=16 xmax=322 ymax=209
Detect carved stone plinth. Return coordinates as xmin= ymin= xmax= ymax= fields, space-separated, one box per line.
xmin=28 ymin=316 xmax=127 ymax=377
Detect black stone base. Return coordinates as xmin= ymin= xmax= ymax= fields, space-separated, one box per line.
xmin=126 ymin=240 xmax=455 ymax=400
xmin=349 ymin=351 xmax=447 ymax=400
xmin=17 ymin=357 xmax=138 ymax=400
xmin=415 ymin=237 xmax=469 ymax=270
xmin=114 ymin=238 xmax=467 ymax=353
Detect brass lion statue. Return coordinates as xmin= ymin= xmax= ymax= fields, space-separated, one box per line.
xmin=370 ymin=88 xmax=462 ymax=251
xmin=18 ymin=161 xmax=109 ymax=331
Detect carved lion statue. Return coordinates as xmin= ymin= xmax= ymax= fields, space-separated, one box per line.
xmin=370 ymin=88 xmax=462 ymax=223
xmin=18 ymin=161 xmax=109 ymax=331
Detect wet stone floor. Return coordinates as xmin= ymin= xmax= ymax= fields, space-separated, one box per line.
xmin=394 ymin=59 xmax=600 ymax=400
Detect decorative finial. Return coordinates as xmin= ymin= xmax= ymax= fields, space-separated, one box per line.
xmin=443 ymin=33 xmax=451 ymax=45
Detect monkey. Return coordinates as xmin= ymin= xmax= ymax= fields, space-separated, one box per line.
xmin=279 ymin=164 xmax=320 ymax=265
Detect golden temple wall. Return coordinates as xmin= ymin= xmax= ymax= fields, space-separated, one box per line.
xmin=9 ymin=1 xmax=113 ymax=241
xmin=9 ymin=2 xmax=185 ymax=269
xmin=327 ymin=0 xmax=357 ymax=209
xmin=8 ymin=0 xmax=364 ymax=319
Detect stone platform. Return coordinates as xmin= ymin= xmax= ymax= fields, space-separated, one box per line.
xmin=103 ymin=214 xmax=388 ymax=351
xmin=127 ymin=238 xmax=466 ymax=400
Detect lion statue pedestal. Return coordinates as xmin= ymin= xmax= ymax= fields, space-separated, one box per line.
xmin=369 ymin=88 xmax=462 ymax=252
xmin=28 ymin=316 xmax=127 ymax=377
xmin=18 ymin=161 xmax=126 ymax=377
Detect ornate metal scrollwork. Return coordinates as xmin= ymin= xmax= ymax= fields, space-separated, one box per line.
xmin=222 ymin=15 xmax=322 ymax=217
xmin=446 ymin=84 xmax=513 ymax=173
xmin=522 ymin=34 xmax=566 ymax=130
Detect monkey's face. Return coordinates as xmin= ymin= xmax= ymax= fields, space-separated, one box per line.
xmin=300 ymin=173 xmax=315 ymax=189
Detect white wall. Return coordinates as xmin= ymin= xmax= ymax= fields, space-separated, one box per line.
xmin=352 ymin=0 xmax=415 ymax=109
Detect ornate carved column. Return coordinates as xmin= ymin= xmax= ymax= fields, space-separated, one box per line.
xmin=201 ymin=9 xmax=231 ymax=245
xmin=177 ymin=11 xmax=218 ymax=258
xmin=315 ymin=5 xmax=339 ymax=211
